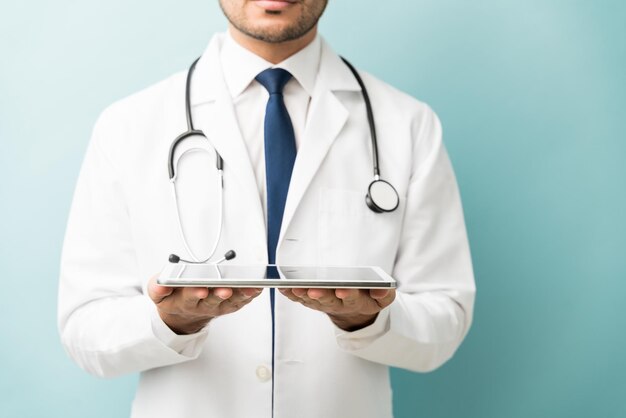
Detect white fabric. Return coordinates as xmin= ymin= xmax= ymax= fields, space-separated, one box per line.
xmin=58 ymin=32 xmax=476 ymax=418
xmin=220 ymin=30 xmax=321 ymax=210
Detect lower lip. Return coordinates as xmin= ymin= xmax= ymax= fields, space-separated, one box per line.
xmin=253 ymin=0 xmax=295 ymax=12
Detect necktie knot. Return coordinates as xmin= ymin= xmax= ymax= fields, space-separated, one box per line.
xmin=256 ymin=68 xmax=292 ymax=95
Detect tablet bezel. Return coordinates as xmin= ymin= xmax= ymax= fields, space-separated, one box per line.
xmin=157 ymin=264 xmax=397 ymax=289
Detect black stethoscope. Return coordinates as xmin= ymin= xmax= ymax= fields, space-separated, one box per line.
xmin=168 ymin=57 xmax=399 ymax=264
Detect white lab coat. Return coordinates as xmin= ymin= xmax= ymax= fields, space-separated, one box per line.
xmin=59 ymin=34 xmax=475 ymax=418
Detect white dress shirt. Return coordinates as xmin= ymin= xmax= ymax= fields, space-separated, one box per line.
xmin=220 ymin=30 xmax=321 ymax=215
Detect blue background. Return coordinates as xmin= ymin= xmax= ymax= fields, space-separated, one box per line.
xmin=1 ymin=1 xmax=625 ymax=417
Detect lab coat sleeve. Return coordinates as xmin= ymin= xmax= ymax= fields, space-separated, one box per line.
xmin=58 ymin=110 xmax=209 ymax=378
xmin=335 ymin=106 xmax=476 ymax=372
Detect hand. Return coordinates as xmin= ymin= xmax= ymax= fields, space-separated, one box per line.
xmin=279 ymin=288 xmax=396 ymax=332
xmin=148 ymin=276 xmax=262 ymax=335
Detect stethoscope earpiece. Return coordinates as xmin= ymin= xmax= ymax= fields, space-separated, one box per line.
xmin=365 ymin=179 xmax=400 ymax=213
xmin=169 ymin=250 xmax=236 ymax=265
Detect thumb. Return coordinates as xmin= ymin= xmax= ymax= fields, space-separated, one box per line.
xmin=148 ymin=275 xmax=174 ymax=304
xmin=369 ymin=289 xmax=390 ymax=299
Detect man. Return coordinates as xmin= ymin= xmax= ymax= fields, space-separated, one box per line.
xmin=58 ymin=1 xmax=475 ymax=417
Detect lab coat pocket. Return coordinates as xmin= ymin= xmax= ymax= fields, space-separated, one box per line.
xmin=318 ymin=188 xmax=382 ymax=266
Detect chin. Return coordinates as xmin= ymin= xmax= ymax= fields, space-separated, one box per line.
xmin=250 ymin=22 xmax=297 ymax=39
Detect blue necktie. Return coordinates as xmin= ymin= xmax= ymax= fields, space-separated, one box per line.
xmin=256 ymin=68 xmax=296 ymax=412
xmin=256 ymin=68 xmax=296 ymax=269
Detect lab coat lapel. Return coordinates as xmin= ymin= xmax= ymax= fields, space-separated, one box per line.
xmin=190 ymin=36 xmax=362 ymax=256
xmin=278 ymin=87 xmax=347 ymax=246
xmin=191 ymin=36 xmax=265 ymax=241
xmin=278 ymin=41 xmax=361 ymax=245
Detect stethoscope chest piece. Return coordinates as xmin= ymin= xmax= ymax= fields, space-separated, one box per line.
xmin=366 ymin=179 xmax=400 ymax=213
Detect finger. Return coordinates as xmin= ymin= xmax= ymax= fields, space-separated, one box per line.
xmin=212 ymin=287 xmax=233 ymax=300
xmin=240 ymin=288 xmax=263 ymax=298
xmin=370 ymin=289 xmax=396 ymax=307
xmin=282 ymin=288 xmax=320 ymax=307
xmin=179 ymin=287 xmax=210 ymax=307
xmin=291 ymin=288 xmax=308 ymax=298
xmin=226 ymin=288 xmax=258 ymax=304
xmin=307 ymin=288 xmax=332 ymax=301
xmin=179 ymin=287 xmax=209 ymax=303
xmin=334 ymin=288 xmax=360 ymax=302
xmin=310 ymin=289 xmax=345 ymax=310
xmin=369 ymin=289 xmax=390 ymax=299
xmin=201 ymin=289 xmax=229 ymax=308
xmin=279 ymin=289 xmax=302 ymax=303
xmin=148 ymin=276 xmax=175 ymax=304
xmin=335 ymin=288 xmax=365 ymax=309
xmin=297 ymin=291 xmax=324 ymax=309
xmin=280 ymin=288 xmax=324 ymax=310
xmin=191 ymin=287 xmax=210 ymax=300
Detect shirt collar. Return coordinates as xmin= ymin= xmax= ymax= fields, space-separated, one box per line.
xmin=220 ymin=30 xmax=322 ymax=98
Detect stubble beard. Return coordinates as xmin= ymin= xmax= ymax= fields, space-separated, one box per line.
xmin=220 ymin=1 xmax=328 ymax=43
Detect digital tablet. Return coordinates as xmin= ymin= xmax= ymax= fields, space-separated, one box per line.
xmin=157 ymin=264 xmax=396 ymax=289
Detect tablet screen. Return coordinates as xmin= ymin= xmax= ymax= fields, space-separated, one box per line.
xmin=158 ymin=264 xmax=396 ymax=288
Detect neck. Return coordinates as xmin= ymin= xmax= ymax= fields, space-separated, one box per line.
xmin=228 ymin=25 xmax=317 ymax=64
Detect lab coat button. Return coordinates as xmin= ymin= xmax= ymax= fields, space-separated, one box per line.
xmin=256 ymin=365 xmax=271 ymax=382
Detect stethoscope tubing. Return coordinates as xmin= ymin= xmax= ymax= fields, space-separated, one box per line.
xmin=340 ymin=57 xmax=380 ymax=178
xmin=168 ymin=55 xmax=400 ymax=262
